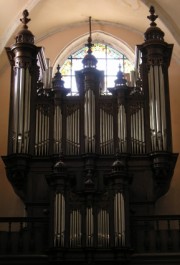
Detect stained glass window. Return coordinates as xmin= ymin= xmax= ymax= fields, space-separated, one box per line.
xmin=61 ymin=43 xmax=134 ymax=94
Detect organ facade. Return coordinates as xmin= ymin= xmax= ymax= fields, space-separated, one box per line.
xmin=1 ymin=6 xmax=178 ymax=265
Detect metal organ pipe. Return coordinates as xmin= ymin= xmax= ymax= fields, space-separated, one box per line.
xmin=130 ymin=104 xmax=145 ymax=154
xmin=114 ymin=193 xmax=125 ymax=246
xmin=141 ymin=107 xmax=145 ymax=152
xmin=98 ymin=210 xmax=109 ymax=247
xmin=66 ymin=107 xmax=80 ymax=155
xmin=148 ymin=65 xmax=167 ymax=151
xmin=160 ymin=66 xmax=167 ymax=150
xmin=149 ymin=66 xmax=155 ymax=140
xmin=54 ymin=106 xmax=62 ymax=154
xmin=70 ymin=210 xmax=81 ymax=247
xmin=118 ymin=105 xmax=126 ymax=153
xmin=12 ymin=67 xmax=31 ymax=153
xmin=100 ymin=108 xmax=113 ymax=154
xmin=35 ymin=105 xmax=50 ymax=155
xmin=13 ymin=68 xmax=19 ymax=152
xmin=84 ymin=89 xmax=95 ymax=153
xmin=54 ymin=193 xmax=65 ymax=247
xmin=86 ymin=207 xmax=93 ymax=246
xmin=24 ymin=68 xmax=31 ymax=152
xmin=18 ymin=68 xmax=24 ymax=153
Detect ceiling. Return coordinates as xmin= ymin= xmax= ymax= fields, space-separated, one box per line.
xmin=0 ymin=0 xmax=179 ymax=72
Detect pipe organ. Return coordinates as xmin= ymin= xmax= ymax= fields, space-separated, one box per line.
xmin=3 ymin=7 xmax=178 ymax=264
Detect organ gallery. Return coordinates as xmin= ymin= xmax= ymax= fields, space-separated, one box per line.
xmin=1 ymin=6 xmax=178 ymax=265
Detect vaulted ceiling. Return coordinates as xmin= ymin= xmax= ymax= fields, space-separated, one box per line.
xmin=0 ymin=0 xmax=179 ymax=72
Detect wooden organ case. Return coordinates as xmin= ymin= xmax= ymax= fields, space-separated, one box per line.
xmin=2 ymin=7 xmax=178 ymax=264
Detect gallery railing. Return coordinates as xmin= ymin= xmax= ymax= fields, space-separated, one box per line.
xmin=131 ymin=215 xmax=180 ymax=253
xmin=0 ymin=217 xmax=48 ymax=254
xmin=1 ymin=215 xmax=180 ymax=254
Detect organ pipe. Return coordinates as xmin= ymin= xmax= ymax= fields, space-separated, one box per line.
xmin=114 ymin=192 xmax=125 ymax=246
xmin=84 ymin=89 xmax=95 ymax=153
xmin=148 ymin=65 xmax=167 ymax=151
xmin=12 ymin=67 xmax=31 ymax=153
xmin=100 ymin=108 xmax=114 ymax=154
xmin=86 ymin=207 xmax=93 ymax=246
xmin=54 ymin=193 xmax=65 ymax=247
xmin=70 ymin=209 xmax=81 ymax=247
xmin=35 ymin=105 xmax=50 ymax=155
xmin=130 ymin=104 xmax=145 ymax=154
xmin=66 ymin=108 xmax=80 ymax=155
xmin=118 ymin=105 xmax=127 ymax=153
xmin=98 ymin=209 xmax=109 ymax=247
xmin=54 ymin=105 xmax=62 ymax=154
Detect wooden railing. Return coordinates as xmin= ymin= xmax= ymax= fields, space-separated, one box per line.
xmin=1 ymin=215 xmax=180 ymax=255
xmin=131 ymin=215 xmax=180 ymax=253
xmin=0 ymin=217 xmax=48 ymax=254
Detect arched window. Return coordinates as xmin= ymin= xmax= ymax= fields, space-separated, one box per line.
xmin=60 ymin=42 xmax=134 ymax=94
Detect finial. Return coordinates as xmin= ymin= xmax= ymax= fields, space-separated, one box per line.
xmin=20 ymin=10 xmax=31 ymax=29
xmin=147 ymin=6 xmax=158 ymax=27
xmin=57 ymin=64 xmax=60 ymax=73
xmin=53 ymin=64 xmax=63 ymax=80
xmin=86 ymin=16 xmax=93 ymax=53
xmin=89 ymin=16 xmax=92 ymax=39
xmin=144 ymin=5 xmax=164 ymax=42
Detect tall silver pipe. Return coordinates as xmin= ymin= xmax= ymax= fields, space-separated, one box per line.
xmin=38 ymin=107 xmax=41 ymax=155
xmin=54 ymin=106 xmax=56 ymax=152
xmin=141 ymin=107 xmax=145 ymax=152
xmin=13 ymin=68 xmax=19 ymax=152
xmin=74 ymin=110 xmax=76 ymax=153
xmin=77 ymin=109 xmax=80 ymax=154
xmin=154 ymin=66 xmax=160 ymax=134
xmin=44 ymin=112 xmax=46 ymax=155
xmin=24 ymin=68 xmax=28 ymax=152
xmin=160 ymin=66 xmax=166 ymax=150
xmin=123 ymin=105 xmax=126 ymax=152
xmin=99 ymin=108 xmax=103 ymax=154
xmin=114 ymin=193 xmax=125 ymax=246
xmin=70 ymin=211 xmax=72 ymax=246
xmin=35 ymin=108 xmax=38 ymax=155
xmin=17 ymin=68 xmax=23 ymax=152
xmin=47 ymin=111 xmax=49 ymax=154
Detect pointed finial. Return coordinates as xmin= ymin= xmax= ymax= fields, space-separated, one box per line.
xmin=57 ymin=64 xmax=60 ymax=73
xmin=144 ymin=5 xmax=164 ymax=42
xmin=89 ymin=16 xmax=92 ymax=39
xmin=147 ymin=6 xmax=158 ymax=27
xmin=86 ymin=16 xmax=93 ymax=53
xmin=53 ymin=64 xmax=63 ymax=80
xmin=82 ymin=16 xmax=97 ymax=68
xmin=20 ymin=10 xmax=31 ymax=29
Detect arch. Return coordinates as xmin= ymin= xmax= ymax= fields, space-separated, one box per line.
xmin=52 ymin=30 xmax=135 ymax=75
